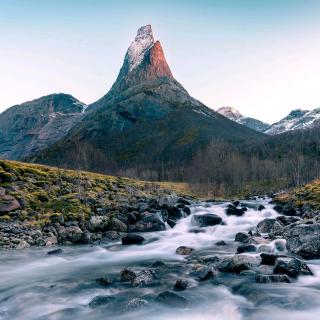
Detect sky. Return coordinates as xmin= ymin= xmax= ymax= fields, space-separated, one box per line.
xmin=1 ymin=0 xmax=320 ymax=123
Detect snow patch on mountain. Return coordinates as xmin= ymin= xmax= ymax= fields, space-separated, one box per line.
xmin=126 ymin=24 xmax=154 ymax=72
xmin=217 ymin=106 xmax=269 ymax=132
xmin=265 ymin=108 xmax=320 ymax=135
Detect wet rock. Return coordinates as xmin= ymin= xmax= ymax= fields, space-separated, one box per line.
xmin=96 ymin=277 xmax=112 ymax=286
xmin=273 ymin=257 xmax=313 ymax=277
xmin=237 ymin=244 xmax=256 ymax=254
xmin=176 ymin=246 xmax=194 ymax=255
xmin=260 ymin=253 xmax=280 ymax=265
xmin=167 ymin=219 xmax=176 ymax=228
xmin=216 ymin=240 xmax=226 ymax=246
xmin=256 ymin=218 xmax=284 ymax=235
xmin=120 ymin=268 xmax=137 ymax=282
xmin=131 ymin=269 xmax=155 ymax=287
xmin=157 ymin=291 xmax=188 ymax=307
xmin=235 ymin=232 xmax=250 ymax=243
xmin=192 ymin=214 xmax=222 ymax=227
xmin=200 ymin=256 xmax=220 ymax=264
xmin=284 ymin=223 xmax=320 ymax=259
xmin=47 ymin=248 xmax=63 ymax=255
xmin=130 ymin=213 xmax=165 ymax=232
xmin=174 ymin=279 xmax=189 ymax=291
xmin=122 ymin=234 xmax=145 ymax=245
xmin=182 ymin=206 xmax=191 ymax=215
xmin=167 ymin=206 xmax=184 ymax=220
xmin=218 ymin=255 xmax=257 ymax=274
xmin=88 ymin=295 xmax=115 ymax=308
xmin=255 ymin=274 xmax=290 ymax=283
xmin=0 ymin=195 xmax=21 ymax=213
xmin=124 ymin=298 xmax=148 ymax=312
xmin=195 ymin=266 xmax=216 ymax=281
xmin=276 ymin=215 xmax=300 ymax=226
xmin=226 ymin=205 xmax=246 ymax=216
xmin=258 ymin=205 xmax=265 ymax=211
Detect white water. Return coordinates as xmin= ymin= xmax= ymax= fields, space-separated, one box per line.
xmin=0 ymin=200 xmax=320 ymax=320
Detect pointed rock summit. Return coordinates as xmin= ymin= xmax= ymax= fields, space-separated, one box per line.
xmin=88 ymin=25 xmax=180 ymax=111
xmin=109 ymin=24 xmax=174 ymax=95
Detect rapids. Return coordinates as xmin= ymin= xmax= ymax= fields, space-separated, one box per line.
xmin=0 ymin=199 xmax=320 ymax=320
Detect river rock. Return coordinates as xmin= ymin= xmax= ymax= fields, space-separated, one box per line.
xmin=235 ymin=232 xmax=250 ymax=243
xmin=237 ymin=244 xmax=256 ymax=253
xmin=226 ymin=205 xmax=246 ymax=216
xmin=89 ymin=295 xmax=115 ymax=308
xmin=255 ymin=274 xmax=290 ymax=283
xmin=129 ymin=212 xmax=165 ymax=232
xmin=192 ymin=214 xmax=222 ymax=227
xmin=260 ymin=253 xmax=281 ymax=265
xmin=284 ymin=224 xmax=320 ymax=259
xmin=122 ymin=234 xmax=145 ymax=245
xmin=131 ymin=269 xmax=155 ymax=287
xmin=174 ymin=279 xmax=189 ymax=291
xmin=273 ymin=257 xmax=313 ymax=277
xmin=65 ymin=226 xmax=84 ymax=243
xmin=120 ymin=268 xmax=136 ymax=282
xmin=256 ymin=218 xmax=284 ymax=235
xmin=156 ymin=291 xmax=188 ymax=307
xmin=124 ymin=298 xmax=148 ymax=312
xmin=218 ymin=255 xmax=257 ymax=274
xmin=195 ymin=266 xmax=216 ymax=281
xmin=176 ymin=246 xmax=194 ymax=255
xmin=47 ymin=248 xmax=63 ymax=255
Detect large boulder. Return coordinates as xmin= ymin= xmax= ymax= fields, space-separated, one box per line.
xmin=284 ymin=224 xmax=320 ymax=259
xmin=273 ymin=257 xmax=313 ymax=277
xmin=192 ymin=214 xmax=222 ymax=227
xmin=129 ymin=212 xmax=165 ymax=232
xmin=256 ymin=218 xmax=284 ymax=235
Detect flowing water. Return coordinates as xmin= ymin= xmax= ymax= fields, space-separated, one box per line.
xmin=1 ymin=200 xmax=320 ymax=320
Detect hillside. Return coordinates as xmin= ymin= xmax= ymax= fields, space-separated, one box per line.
xmin=0 ymin=159 xmax=193 ymax=249
xmin=0 ymin=94 xmax=86 ymax=159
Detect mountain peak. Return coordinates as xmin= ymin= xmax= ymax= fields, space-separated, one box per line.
xmin=217 ymin=106 xmax=243 ymax=121
xmin=126 ymin=24 xmax=155 ymax=73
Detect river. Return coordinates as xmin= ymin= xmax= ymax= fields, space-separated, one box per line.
xmin=1 ymin=199 xmax=320 ymax=320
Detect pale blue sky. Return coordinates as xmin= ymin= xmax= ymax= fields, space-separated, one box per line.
xmin=1 ymin=0 xmax=320 ymax=123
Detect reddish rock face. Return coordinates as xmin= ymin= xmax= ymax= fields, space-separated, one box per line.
xmin=146 ymin=40 xmax=173 ymax=80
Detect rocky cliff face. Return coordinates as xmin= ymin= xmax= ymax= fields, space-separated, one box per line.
xmin=265 ymin=108 xmax=320 ymax=135
xmin=0 ymin=94 xmax=86 ymax=159
xmin=217 ymin=106 xmax=269 ymax=132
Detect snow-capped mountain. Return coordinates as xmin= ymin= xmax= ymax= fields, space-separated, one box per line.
xmin=264 ymin=108 xmax=320 ymax=135
xmin=217 ymin=106 xmax=269 ymax=132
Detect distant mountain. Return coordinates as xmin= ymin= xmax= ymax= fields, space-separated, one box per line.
xmin=0 ymin=94 xmax=86 ymax=159
xmin=30 ymin=25 xmax=263 ymax=173
xmin=217 ymin=106 xmax=269 ymax=132
xmin=265 ymin=108 xmax=320 ymax=135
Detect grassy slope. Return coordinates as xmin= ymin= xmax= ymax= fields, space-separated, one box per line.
xmin=275 ymin=179 xmax=320 ymax=210
xmin=0 ymin=160 xmax=193 ymax=225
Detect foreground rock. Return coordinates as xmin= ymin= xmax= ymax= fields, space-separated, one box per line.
xmin=255 ymin=274 xmax=290 ymax=283
xmin=218 ymin=255 xmax=258 ymax=274
xmin=122 ymin=234 xmax=145 ymax=245
xmin=273 ymin=257 xmax=313 ymax=277
xmin=284 ymin=224 xmax=320 ymax=259
xmin=176 ymin=246 xmax=194 ymax=255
